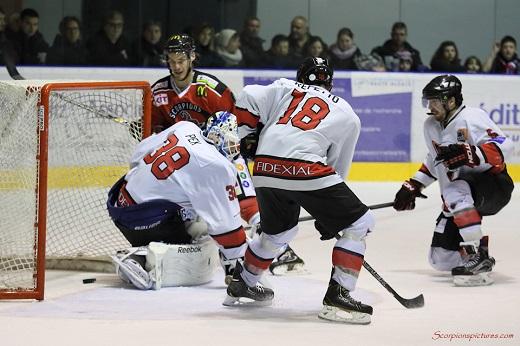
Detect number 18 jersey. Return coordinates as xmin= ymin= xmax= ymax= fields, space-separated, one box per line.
xmin=236 ymin=78 xmax=361 ymax=191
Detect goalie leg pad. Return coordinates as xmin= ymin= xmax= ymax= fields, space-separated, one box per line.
xmin=147 ymin=239 xmax=218 ymax=289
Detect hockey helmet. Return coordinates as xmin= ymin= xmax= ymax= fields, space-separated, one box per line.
xmin=165 ymin=34 xmax=196 ymax=55
xmin=203 ymin=111 xmax=240 ymax=161
xmin=296 ymin=57 xmax=333 ymax=89
xmin=422 ymin=74 xmax=463 ymax=107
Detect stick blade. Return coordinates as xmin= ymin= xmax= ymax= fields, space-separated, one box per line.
xmin=399 ymin=294 xmax=425 ymax=309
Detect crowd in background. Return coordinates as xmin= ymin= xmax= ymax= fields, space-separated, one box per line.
xmin=0 ymin=7 xmax=519 ymax=74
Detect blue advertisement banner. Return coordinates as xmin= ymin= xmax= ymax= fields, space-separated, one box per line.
xmin=243 ymin=76 xmax=412 ymax=162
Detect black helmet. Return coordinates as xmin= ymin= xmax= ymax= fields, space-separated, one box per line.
xmin=422 ymin=74 xmax=463 ymax=106
xmin=296 ymin=57 xmax=333 ymax=89
xmin=165 ymin=34 xmax=196 ymax=55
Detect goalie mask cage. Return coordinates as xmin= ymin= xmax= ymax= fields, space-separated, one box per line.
xmin=0 ymin=81 xmax=152 ymax=300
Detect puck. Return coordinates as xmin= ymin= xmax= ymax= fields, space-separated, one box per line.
xmin=82 ymin=278 xmax=96 ymax=284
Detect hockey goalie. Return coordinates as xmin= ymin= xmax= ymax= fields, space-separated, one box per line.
xmin=106 ymin=111 xmax=249 ymax=289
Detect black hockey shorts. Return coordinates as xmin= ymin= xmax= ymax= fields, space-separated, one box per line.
xmin=459 ymin=168 xmax=514 ymax=216
xmin=256 ymin=182 xmax=369 ymax=237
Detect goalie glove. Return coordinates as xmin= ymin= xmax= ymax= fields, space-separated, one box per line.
xmin=435 ymin=143 xmax=480 ymax=170
xmin=393 ymin=179 xmax=426 ymax=211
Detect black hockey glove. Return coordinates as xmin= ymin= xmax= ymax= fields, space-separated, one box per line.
xmin=435 ymin=143 xmax=480 ymax=170
xmin=314 ymin=221 xmax=339 ymax=241
xmin=393 ymin=179 xmax=426 ymax=211
xmin=240 ymin=132 xmax=259 ymax=160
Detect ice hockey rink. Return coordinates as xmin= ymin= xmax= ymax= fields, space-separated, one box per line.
xmin=0 ymin=182 xmax=518 ymax=346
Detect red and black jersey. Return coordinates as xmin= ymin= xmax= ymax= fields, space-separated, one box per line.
xmin=151 ymin=70 xmax=235 ymax=132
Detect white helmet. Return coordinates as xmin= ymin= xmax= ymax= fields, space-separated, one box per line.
xmin=203 ymin=111 xmax=240 ymax=161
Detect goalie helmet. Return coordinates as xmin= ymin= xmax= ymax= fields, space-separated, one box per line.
xmin=296 ymin=57 xmax=333 ymax=89
xmin=422 ymin=74 xmax=463 ymax=106
xmin=165 ymin=33 xmax=196 ymax=55
xmin=203 ymin=111 xmax=240 ymax=161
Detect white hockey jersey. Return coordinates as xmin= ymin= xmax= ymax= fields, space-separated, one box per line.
xmin=124 ymin=121 xmax=242 ymax=234
xmin=235 ymin=78 xmax=361 ymax=191
xmin=412 ymin=105 xmax=513 ymax=197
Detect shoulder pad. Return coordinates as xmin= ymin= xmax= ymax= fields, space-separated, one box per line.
xmin=195 ymin=71 xmax=228 ymax=94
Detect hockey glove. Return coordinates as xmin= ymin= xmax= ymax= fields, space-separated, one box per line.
xmin=393 ymin=179 xmax=426 ymax=211
xmin=240 ymin=132 xmax=259 ymax=160
xmin=435 ymin=143 xmax=480 ymax=170
xmin=314 ymin=221 xmax=339 ymax=241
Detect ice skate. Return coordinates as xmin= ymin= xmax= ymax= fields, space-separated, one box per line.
xmin=452 ymin=245 xmax=495 ymax=287
xmin=223 ymin=261 xmax=274 ymax=307
xmin=268 ymin=245 xmax=305 ymax=275
xmin=318 ymin=279 xmax=372 ymax=324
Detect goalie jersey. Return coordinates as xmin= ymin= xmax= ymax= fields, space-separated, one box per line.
xmin=123 ymin=121 xmax=242 ymax=235
xmin=412 ymin=105 xmax=513 ymax=194
xmin=235 ymin=78 xmax=361 ymax=191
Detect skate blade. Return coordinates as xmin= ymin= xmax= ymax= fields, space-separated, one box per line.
xmin=318 ymin=305 xmax=371 ymax=325
xmin=222 ymin=294 xmax=273 ymax=307
xmin=269 ymin=263 xmax=308 ymax=276
xmin=453 ymin=272 xmax=493 ymax=287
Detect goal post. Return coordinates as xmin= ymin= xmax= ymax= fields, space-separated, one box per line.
xmin=0 ymin=80 xmax=152 ymax=300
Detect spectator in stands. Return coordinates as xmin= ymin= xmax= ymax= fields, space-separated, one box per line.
xmin=265 ymin=34 xmax=295 ymax=69
xmin=430 ymin=40 xmax=464 ymax=73
xmin=354 ymin=52 xmax=386 ymax=72
xmin=87 ymin=10 xmax=132 ymax=66
xmin=4 ymin=12 xmax=20 ymax=42
xmin=303 ymin=36 xmax=328 ymax=61
xmin=483 ymin=36 xmax=519 ymax=74
xmin=0 ymin=7 xmax=19 ymax=65
xmin=215 ymin=28 xmax=242 ymax=67
xmin=288 ymin=16 xmax=313 ymax=61
xmin=133 ymin=21 xmax=164 ymax=67
xmin=239 ymin=16 xmax=267 ymax=67
xmin=371 ymin=22 xmax=423 ymax=71
xmin=464 ymin=56 xmax=482 ymax=74
xmin=194 ymin=23 xmax=225 ymax=67
xmin=47 ymin=16 xmax=88 ymax=66
xmin=398 ymin=51 xmax=413 ymax=72
xmin=11 ymin=8 xmax=48 ymax=65
xmin=328 ymin=27 xmax=361 ymax=70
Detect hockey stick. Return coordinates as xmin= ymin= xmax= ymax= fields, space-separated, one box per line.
xmin=360 ymin=259 xmax=425 ymax=309
xmin=297 ymin=201 xmax=394 ymax=223
xmin=299 ymin=201 xmax=424 ymax=308
xmin=2 ymin=52 xmax=138 ymax=130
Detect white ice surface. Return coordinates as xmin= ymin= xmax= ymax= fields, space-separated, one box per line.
xmin=1 ymin=182 xmax=519 ymax=346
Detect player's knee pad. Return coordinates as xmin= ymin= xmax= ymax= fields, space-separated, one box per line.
xmin=250 ymin=225 xmax=299 ymax=260
xmin=340 ymin=210 xmax=375 ymax=241
xmin=428 ymin=246 xmax=464 ymax=272
xmin=147 ymin=238 xmax=218 ymax=289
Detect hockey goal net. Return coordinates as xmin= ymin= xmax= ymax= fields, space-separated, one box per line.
xmin=0 ymin=80 xmax=151 ymax=300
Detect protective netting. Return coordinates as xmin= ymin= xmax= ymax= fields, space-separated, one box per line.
xmin=0 ymin=81 xmax=147 ymax=292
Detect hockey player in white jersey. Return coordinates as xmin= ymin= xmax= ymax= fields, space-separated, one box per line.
xmin=107 ymin=111 xmax=248 ymax=289
xmin=224 ymin=57 xmax=376 ymax=324
xmin=393 ymin=75 xmax=514 ymax=286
